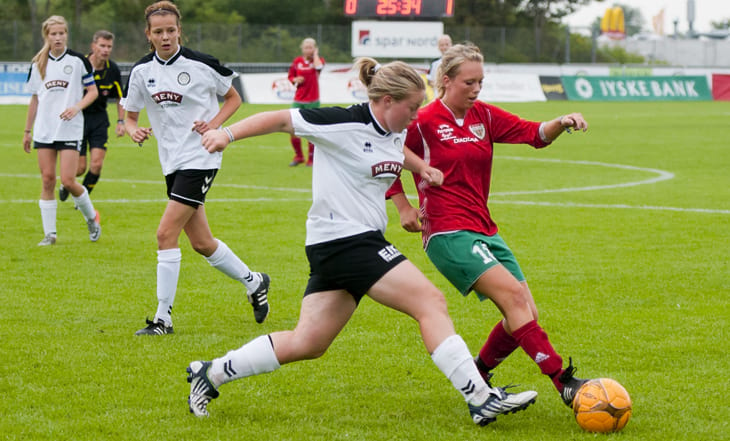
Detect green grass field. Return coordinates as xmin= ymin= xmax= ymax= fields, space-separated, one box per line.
xmin=1 ymin=101 xmax=728 ymax=440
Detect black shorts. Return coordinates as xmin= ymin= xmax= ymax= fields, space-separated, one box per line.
xmin=34 ymin=140 xmax=82 ymax=152
xmin=164 ymin=169 xmax=218 ymax=208
xmin=304 ymin=230 xmax=408 ymax=304
xmin=81 ymin=112 xmax=110 ymax=156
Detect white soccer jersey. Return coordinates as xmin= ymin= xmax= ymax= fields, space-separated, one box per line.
xmin=291 ymin=103 xmax=406 ymax=245
xmin=123 ymin=47 xmax=236 ymax=175
xmin=27 ymin=48 xmax=95 ymax=143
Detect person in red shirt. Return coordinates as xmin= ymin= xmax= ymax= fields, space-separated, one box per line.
xmin=388 ymin=43 xmax=592 ymax=409
xmin=287 ymin=37 xmax=324 ymax=167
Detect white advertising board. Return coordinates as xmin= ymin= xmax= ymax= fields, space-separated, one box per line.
xmin=351 ymin=21 xmax=443 ymax=58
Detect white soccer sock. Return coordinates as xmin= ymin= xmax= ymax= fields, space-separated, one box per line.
xmin=205 ymin=239 xmax=260 ymax=291
xmin=209 ymin=335 xmax=281 ymax=387
xmin=431 ymin=334 xmax=493 ymax=404
xmin=71 ymin=187 xmax=96 ymax=222
xmin=39 ymin=199 xmax=57 ymax=236
xmin=154 ymin=248 xmax=181 ymax=326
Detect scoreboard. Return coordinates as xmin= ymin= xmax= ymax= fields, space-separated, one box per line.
xmin=344 ymin=0 xmax=454 ymax=18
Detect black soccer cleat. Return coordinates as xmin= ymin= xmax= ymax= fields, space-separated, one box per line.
xmin=559 ymin=357 xmax=588 ymax=407
xmin=58 ymin=185 xmax=69 ymax=202
xmin=134 ymin=317 xmax=174 ymax=336
xmin=474 ymin=356 xmax=495 ymax=387
xmin=247 ymin=273 xmax=270 ymax=324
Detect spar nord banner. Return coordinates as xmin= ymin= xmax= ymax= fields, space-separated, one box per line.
xmin=562 ymin=76 xmax=712 ymax=101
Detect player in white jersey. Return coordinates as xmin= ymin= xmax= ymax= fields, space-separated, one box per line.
xmin=185 ymin=58 xmax=538 ymax=426
xmin=22 ymin=15 xmax=101 ymax=246
xmin=122 ymin=1 xmax=269 ymax=335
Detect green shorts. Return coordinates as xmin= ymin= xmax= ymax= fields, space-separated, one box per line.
xmin=426 ymin=231 xmax=525 ymax=301
xmin=293 ymin=101 xmax=320 ymax=109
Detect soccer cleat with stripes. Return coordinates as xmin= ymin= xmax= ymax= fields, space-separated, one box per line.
xmin=187 ymin=361 xmax=220 ymax=417
xmin=558 ymin=357 xmax=588 ymax=407
xmin=468 ymin=387 xmax=538 ymax=426
xmin=38 ymin=234 xmax=57 ymax=246
xmin=134 ymin=318 xmax=174 ymax=336
xmin=247 ymin=273 xmax=270 ymax=324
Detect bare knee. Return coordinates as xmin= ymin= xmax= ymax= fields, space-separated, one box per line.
xmin=156 ymin=227 xmax=179 ymax=249
xmin=190 ymin=237 xmax=217 ymax=256
xmin=41 ymin=174 xmax=56 ymax=192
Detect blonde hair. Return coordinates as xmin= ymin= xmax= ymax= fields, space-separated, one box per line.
xmin=436 ymin=43 xmax=484 ymax=98
xmin=31 ymin=15 xmax=68 ymax=80
xmin=301 ymin=37 xmax=317 ymax=48
xmin=354 ymin=57 xmax=425 ymax=102
xmin=144 ymin=1 xmax=183 ymax=51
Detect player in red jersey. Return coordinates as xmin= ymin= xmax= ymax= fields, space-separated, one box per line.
xmin=387 ymin=43 xmax=591 ymax=408
xmin=287 ymin=37 xmax=324 ymax=167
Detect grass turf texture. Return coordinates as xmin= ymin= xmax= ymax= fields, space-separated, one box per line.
xmin=0 ymin=101 xmax=727 ymax=440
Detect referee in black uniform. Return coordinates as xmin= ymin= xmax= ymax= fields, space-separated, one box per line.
xmin=59 ymin=30 xmax=125 ymax=203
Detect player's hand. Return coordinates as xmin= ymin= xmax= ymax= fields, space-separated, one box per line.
xmin=131 ymin=127 xmax=152 ymax=145
xmin=399 ymin=205 xmax=422 ymax=232
xmin=192 ymin=120 xmax=211 ymax=135
xmin=59 ymin=105 xmax=80 ymax=121
xmin=419 ymin=166 xmax=443 ymax=187
xmin=115 ymin=122 xmax=126 ymax=137
xmin=22 ymin=132 xmax=32 ymax=153
xmin=201 ymin=129 xmax=230 ymax=153
xmin=560 ymin=113 xmax=588 ymax=133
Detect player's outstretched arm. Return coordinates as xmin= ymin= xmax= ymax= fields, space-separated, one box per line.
xmin=201 ymin=109 xmax=294 ymax=153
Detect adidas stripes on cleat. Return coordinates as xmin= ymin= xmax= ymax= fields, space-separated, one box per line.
xmin=187 ymin=361 xmax=220 ymax=417
xmin=468 ymin=387 xmax=537 ymax=426
xmin=559 ymin=357 xmax=588 ymax=407
xmin=247 ymin=273 xmax=270 ymax=324
xmin=134 ymin=318 xmax=173 ymax=336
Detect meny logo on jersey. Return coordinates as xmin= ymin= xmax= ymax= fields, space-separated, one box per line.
xmin=45 ymin=80 xmax=69 ymax=90
xmin=152 ymin=91 xmax=183 ymax=105
xmin=371 ymin=161 xmax=402 ymax=178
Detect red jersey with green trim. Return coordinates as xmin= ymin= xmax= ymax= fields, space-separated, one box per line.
xmin=288 ymin=55 xmax=324 ymax=103
xmin=389 ymin=99 xmax=549 ymax=247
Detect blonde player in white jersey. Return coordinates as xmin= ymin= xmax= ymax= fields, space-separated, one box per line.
xmin=185 ymin=58 xmax=538 ymax=426
xmin=123 ymin=1 xmax=269 ymax=335
xmin=22 ymin=15 xmax=101 ymax=246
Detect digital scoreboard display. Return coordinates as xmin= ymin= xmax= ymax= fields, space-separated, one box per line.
xmin=344 ymin=0 xmax=454 ymax=18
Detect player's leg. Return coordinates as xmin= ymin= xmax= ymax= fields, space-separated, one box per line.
xmin=187 ymin=290 xmax=355 ymax=417
xmin=368 ymin=260 xmax=537 ymax=425
xmin=306 ymin=141 xmax=314 ymax=166
xmin=184 ymin=206 xmax=270 ymax=323
xmin=37 ymin=147 xmax=58 ymax=244
xmin=59 ymin=147 xmax=100 ymax=241
xmin=289 ymin=135 xmax=304 ymax=166
xmin=60 ymin=141 xmax=86 ymax=202
xmin=82 ymin=146 xmax=106 ymax=194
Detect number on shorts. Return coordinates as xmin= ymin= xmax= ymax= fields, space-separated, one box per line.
xmin=472 ymin=242 xmax=495 ymax=265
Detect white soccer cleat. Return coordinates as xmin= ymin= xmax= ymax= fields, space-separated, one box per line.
xmin=468 ymin=387 xmax=537 ymax=426
xmin=187 ymin=361 xmax=220 ymax=417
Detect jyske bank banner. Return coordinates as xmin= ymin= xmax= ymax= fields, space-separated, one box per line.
xmin=562 ymin=76 xmax=712 ymax=101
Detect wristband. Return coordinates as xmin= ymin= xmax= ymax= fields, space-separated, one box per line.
xmin=117 ymin=119 xmax=124 ymax=124
xmin=223 ymin=127 xmax=235 ymax=143
xmin=24 ymin=129 xmax=31 ymax=133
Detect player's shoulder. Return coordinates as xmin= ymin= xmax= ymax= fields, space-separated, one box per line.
xmin=130 ymin=52 xmax=155 ymax=71
xmin=179 ymin=47 xmax=233 ymax=76
xmin=298 ymin=103 xmax=371 ymax=127
xmin=66 ymin=48 xmax=93 ymax=70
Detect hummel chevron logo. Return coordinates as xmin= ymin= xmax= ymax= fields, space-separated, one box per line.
xmin=461 ymin=380 xmax=476 ymax=395
xmin=223 ymin=360 xmax=237 ymax=377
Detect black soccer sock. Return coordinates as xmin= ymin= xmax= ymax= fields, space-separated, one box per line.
xmin=82 ymin=172 xmax=100 ymax=194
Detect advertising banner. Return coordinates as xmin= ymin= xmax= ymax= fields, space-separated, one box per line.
xmin=241 ymin=70 xmax=368 ymax=104
xmin=561 ymin=76 xmax=712 ymax=101
xmin=711 ymin=74 xmax=730 ymax=101
xmin=0 ymin=63 xmax=32 ymax=104
xmin=351 ymin=20 xmax=443 ymax=58
xmin=479 ymin=73 xmax=546 ymax=102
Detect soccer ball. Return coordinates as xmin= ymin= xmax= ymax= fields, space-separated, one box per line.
xmin=572 ymin=378 xmax=632 ymax=433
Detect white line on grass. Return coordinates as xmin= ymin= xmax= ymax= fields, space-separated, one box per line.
xmin=2 ymin=159 xmax=727 ymax=215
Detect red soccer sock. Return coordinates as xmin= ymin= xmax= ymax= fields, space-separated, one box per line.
xmin=512 ymin=320 xmax=564 ymax=390
xmin=290 ymin=136 xmax=304 ymax=159
xmin=477 ymin=320 xmax=519 ymax=371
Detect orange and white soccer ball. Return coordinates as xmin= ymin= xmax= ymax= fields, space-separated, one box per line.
xmin=572 ymin=378 xmax=632 ymax=433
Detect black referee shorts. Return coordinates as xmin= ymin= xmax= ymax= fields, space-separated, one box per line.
xmin=164 ymin=169 xmax=218 ymax=208
xmin=304 ymin=230 xmax=408 ymax=304
xmin=81 ymin=111 xmax=110 ymax=156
